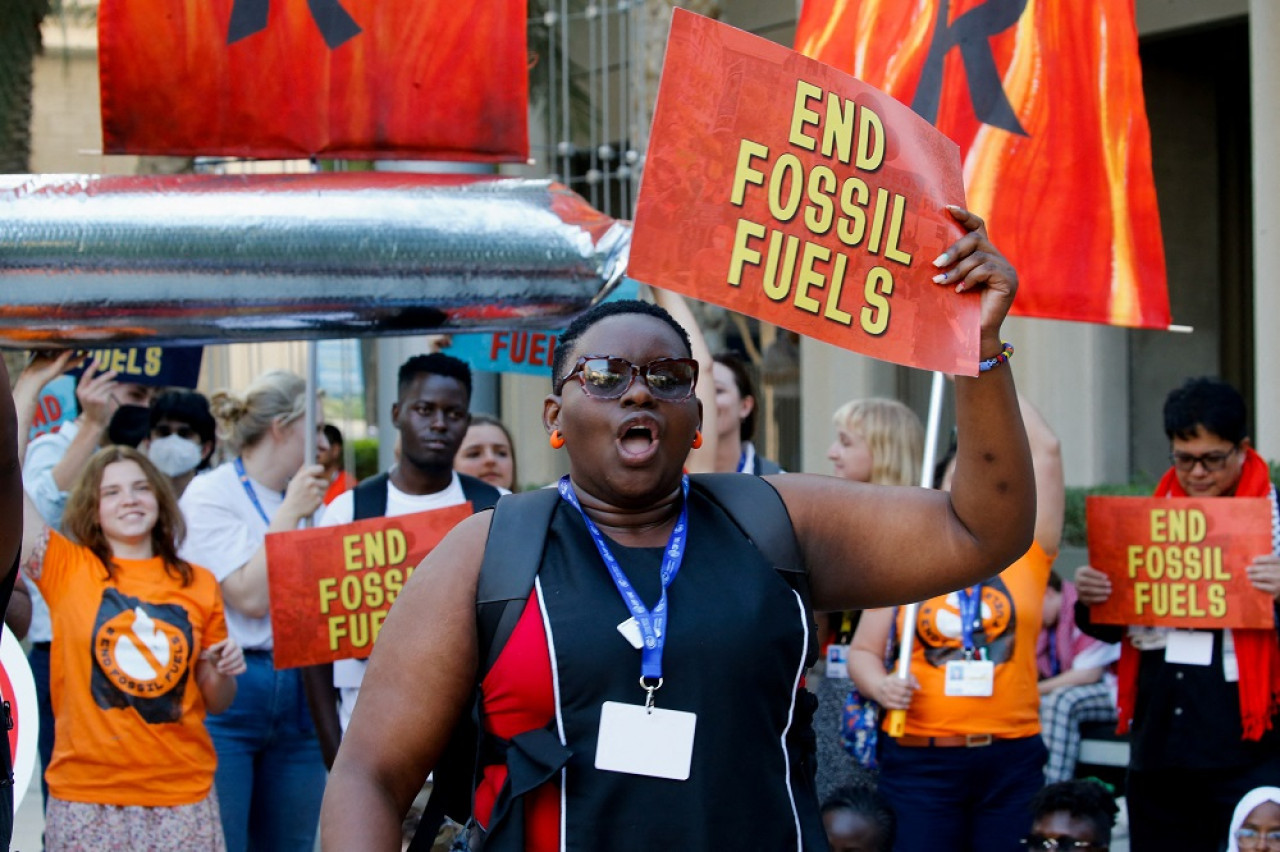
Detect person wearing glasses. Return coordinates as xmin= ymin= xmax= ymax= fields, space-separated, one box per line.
xmin=1229 ymin=787 xmax=1280 ymax=852
xmin=321 ymin=207 xmax=1040 ymax=849
xmin=1021 ymin=778 xmax=1117 ymax=851
xmin=1075 ymin=377 xmax=1280 ymax=852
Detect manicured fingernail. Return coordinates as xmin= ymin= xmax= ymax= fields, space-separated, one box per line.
xmin=933 ymin=253 xmax=949 ymax=267
xmin=932 ymin=273 xmax=947 ymax=284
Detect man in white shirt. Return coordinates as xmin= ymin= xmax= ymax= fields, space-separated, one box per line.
xmin=306 ymin=353 xmax=503 ymax=767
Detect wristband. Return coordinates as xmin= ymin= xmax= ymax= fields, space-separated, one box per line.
xmin=978 ymin=342 xmax=1014 ymax=372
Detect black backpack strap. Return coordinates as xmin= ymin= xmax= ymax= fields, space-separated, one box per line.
xmin=753 ymin=456 xmax=783 ymax=476
xmin=691 ymin=473 xmax=818 ymax=667
xmin=690 ymin=473 xmax=802 ymax=576
xmin=352 ymin=472 xmax=390 ymax=521
xmin=476 ymin=487 xmax=560 ymax=677
xmin=459 ymin=473 xmax=503 ymax=514
xmin=411 ymin=488 xmax=559 ymax=848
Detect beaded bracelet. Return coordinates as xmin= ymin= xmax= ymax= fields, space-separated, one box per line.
xmin=978 ymin=341 xmax=1015 ymax=372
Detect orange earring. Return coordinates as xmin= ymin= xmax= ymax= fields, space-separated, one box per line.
xmin=691 ymin=430 xmax=703 ymax=450
xmin=549 ymin=430 xmax=565 ymax=449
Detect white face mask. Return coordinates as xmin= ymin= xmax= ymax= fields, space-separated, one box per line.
xmin=148 ymin=434 xmax=204 ymax=478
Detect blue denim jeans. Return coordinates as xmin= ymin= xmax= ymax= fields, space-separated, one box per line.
xmin=207 ymin=650 xmax=326 ymax=852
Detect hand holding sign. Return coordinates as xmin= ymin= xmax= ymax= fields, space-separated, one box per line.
xmin=1245 ymin=554 xmax=1280 ymax=600
xmin=933 ymin=206 xmax=1019 ymax=359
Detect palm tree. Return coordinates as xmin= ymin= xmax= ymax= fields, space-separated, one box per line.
xmin=0 ymin=0 xmax=50 ymax=173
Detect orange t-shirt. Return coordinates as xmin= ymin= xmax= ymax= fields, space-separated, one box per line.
xmin=31 ymin=531 xmax=228 ymax=807
xmin=889 ymin=541 xmax=1053 ymax=739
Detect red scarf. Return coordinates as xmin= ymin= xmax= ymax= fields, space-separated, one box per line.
xmin=1115 ymin=447 xmax=1280 ymax=739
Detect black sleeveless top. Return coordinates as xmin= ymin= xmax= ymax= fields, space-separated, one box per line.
xmin=527 ymin=493 xmax=824 ymax=850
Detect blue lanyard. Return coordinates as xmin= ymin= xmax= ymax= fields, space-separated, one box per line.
xmin=957 ymin=585 xmax=983 ymax=657
xmin=736 ymin=447 xmax=749 ymax=474
xmin=557 ymin=475 xmax=689 ymax=684
xmin=234 ymin=457 xmax=275 ymax=526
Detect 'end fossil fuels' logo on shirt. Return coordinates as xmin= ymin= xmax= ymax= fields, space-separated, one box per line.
xmin=91 ymin=589 xmax=193 ymax=724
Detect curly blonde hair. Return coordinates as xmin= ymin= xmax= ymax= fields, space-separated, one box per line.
xmin=830 ymin=398 xmax=924 ymax=487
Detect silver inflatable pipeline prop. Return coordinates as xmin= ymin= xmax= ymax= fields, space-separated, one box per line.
xmin=0 ymin=173 xmax=631 ymax=348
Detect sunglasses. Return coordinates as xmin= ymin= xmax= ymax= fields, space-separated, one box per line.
xmin=152 ymin=423 xmax=198 ymax=441
xmin=556 ymin=356 xmax=698 ymax=402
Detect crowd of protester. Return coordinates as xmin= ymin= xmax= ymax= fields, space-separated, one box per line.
xmin=1 ymin=286 xmax=1278 ymax=851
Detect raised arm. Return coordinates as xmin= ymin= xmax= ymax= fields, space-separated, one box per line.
xmin=320 ymin=510 xmax=490 ymax=849
xmin=11 ymin=353 xmax=76 ymax=573
xmin=772 ymin=207 xmax=1035 ymax=610
xmin=1021 ymin=395 xmax=1064 ymax=555
xmin=211 ymin=465 xmax=327 ymax=619
xmin=50 ymin=362 xmax=120 ymax=492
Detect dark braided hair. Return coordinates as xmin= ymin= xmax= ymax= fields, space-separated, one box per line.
xmin=551 ymin=300 xmax=692 ymax=390
xmin=1029 ymin=780 xmax=1119 ymax=845
xmin=820 ymin=783 xmax=896 ymax=852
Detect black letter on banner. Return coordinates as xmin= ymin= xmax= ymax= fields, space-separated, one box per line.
xmin=911 ymin=0 xmax=1029 ymax=136
xmin=227 ymin=0 xmax=363 ymax=50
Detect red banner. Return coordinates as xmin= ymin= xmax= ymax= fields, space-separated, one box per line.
xmin=1085 ymin=496 xmax=1275 ymax=629
xmin=796 ymin=0 xmax=1170 ymax=329
xmin=99 ymin=0 xmax=528 ymax=161
xmin=265 ymin=505 xmax=473 ymax=669
xmin=631 ymin=10 xmax=978 ymax=375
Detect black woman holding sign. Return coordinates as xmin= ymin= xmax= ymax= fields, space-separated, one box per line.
xmin=321 ymin=207 xmax=1036 ymax=851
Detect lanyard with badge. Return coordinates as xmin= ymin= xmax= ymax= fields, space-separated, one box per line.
xmin=234 ymin=457 xmax=276 ymax=525
xmin=558 ymin=475 xmax=698 ymax=781
xmin=944 ymin=585 xmax=995 ymax=697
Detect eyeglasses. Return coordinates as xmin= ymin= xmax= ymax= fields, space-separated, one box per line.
xmin=152 ymin=423 xmax=198 ymax=441
xmin=1168 ymin=445 xmax=1237 ymax=472
xmin=556 ymin=356 xmax=698 ymax=402
xmin=1236 ymin=828 xmax=1280 ymax=850
xmin=1019 ymin=836 xmax=1105 ymax=850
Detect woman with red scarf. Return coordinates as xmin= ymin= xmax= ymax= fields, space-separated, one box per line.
xmin=1076 ymin=377 xmax=1280 ymax=852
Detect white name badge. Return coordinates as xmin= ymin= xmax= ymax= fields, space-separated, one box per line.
xmin=944 ymin=659 xmax=994 ymax=697
xmin=1165 ymin=630 xmax=1214 ymax=667
xmin=595 ymin=701 xmax=697 ymax=781
xmin=825 ymin=643 xmax=851 ymax=679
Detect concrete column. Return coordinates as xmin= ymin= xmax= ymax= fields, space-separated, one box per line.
xmin=1003 ymin=316 xmax=1129 ymax=487
xmin=1251 ymin=0 xmax=1280 ymax=456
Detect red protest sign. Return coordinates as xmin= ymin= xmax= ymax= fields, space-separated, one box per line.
xmin=630 ymin=9 xmax=977 ymax=375
xmin=265 ymin=504 xmax=473 ymax=669
xmin=1085 ymin=496 xmax=1275 ymax=629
